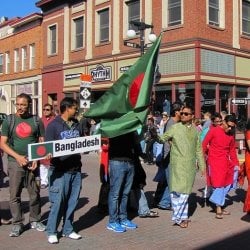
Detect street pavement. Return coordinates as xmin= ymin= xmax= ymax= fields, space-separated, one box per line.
xmin=0 ymin=152 xmax=250 ymax=250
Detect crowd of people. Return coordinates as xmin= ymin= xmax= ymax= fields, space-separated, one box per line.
xmin=0 ymin=93 xmax=249 ymax=243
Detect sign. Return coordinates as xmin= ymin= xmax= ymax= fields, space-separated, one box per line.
xmin=90 ymin=64 xmax=111 ymax=82
xmin=123 ymin=41 xmax=140 ymax=48
xmin=203 ymin=99 xmax=216 ymax=106
xmin=28 ymin=134 xmax=101 ymax=161
xmin=120 ymin=65 xmax=131 ymax=73
xmin=231 ymin=98 xmax=247 ymax=105
xmin=80 ymin=74 xmax=92 ymax=108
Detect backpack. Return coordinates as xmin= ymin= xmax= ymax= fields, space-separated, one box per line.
xmin=6 ymin=114 xmax=41 ymax=145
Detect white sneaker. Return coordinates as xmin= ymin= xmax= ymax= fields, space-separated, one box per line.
xmin=48 ymin=235 xmax=58 ymax=244
xmin=63 ymin=231 xmax=82 ymax=240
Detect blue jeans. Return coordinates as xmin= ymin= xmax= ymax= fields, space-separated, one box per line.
xmin=108 ymin=160 xmax=134 ymax=223
xmin=46 ymin=168 xmax=82 ymax=236
xmin=158 ymin=166 xmax=171 ymax=208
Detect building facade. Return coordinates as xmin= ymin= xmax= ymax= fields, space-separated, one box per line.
xmin=0 ymin=0 xmax=250 ymax=120
xmin=0 ymin=14 xmax=43 ymax=116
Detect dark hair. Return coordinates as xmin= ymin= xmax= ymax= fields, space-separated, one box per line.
xmin=60 ymin=97 xmax=78 ymax=113
xmin=224 ymin=114 xmax=237 ymax=124
xmin=43 ymin=103 xmax=53 ymax=110
xmin=182 ymin=104 xmax=194 ymax=114
xmin=246 ymin=119 xmax=250 ymax=131
xmin=211 ymin=112 xmax=222 ymax=122
xmin=170 ymin=101 xmax=182 ymax=116
xmin=16 ymin=93 xmax=32 ymax=105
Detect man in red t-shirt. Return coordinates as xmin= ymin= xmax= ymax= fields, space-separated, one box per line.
xmin=40 ymin=104 xmax=55 ymax=188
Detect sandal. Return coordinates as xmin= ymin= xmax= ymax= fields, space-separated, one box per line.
xmin=222 ymin=209 xmax=230 ymax=215
xmin=215 ymin=213 xmax=223 ymax=219
xmin=139 ymin=210 xmax=159 ymax=218
xmin=179 ymin=220 xmax=189 ymax=228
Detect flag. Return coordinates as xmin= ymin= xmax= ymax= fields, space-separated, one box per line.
xmin=29 ymin=142 xmax=53 ymax=160
xmin=84 ymin=34 xmax=162 ymax=138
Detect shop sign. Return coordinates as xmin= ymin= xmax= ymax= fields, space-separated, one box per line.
xmin=120 ymin=65 xmax=131 ymax=73
xmin=65 ymin=73 xmax=81 ymax=81
xmin=90 ymin=64 xmax=111 ymax=82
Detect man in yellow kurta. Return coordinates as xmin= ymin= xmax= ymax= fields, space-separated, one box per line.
xmin=157 ymin=105 xmax=206 ymax=228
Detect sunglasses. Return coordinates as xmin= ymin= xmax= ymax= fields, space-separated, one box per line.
xmin=43 ymin=108 xmax=51 ymax=111
xmin=227 ymin=124 xmax=235 ymax=129
xmin=180 ymin=112 xmax=192 ymax=116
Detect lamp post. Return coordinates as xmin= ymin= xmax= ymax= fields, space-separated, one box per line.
xmin=124 ymin=20 xmax=157 ymax=55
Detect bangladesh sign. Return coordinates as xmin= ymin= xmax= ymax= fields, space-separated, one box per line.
xmin=28 ymin=134 xmax=101 ymax=161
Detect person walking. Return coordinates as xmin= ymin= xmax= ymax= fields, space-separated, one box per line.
xmin=157 ymin=104 xmax=206 ymax=228
xmin=40 ymin=104 xmax=55 ymax=189
xmin=106 ymin=132 xmax=138 ymax=233
xmin=45 ymin=97 xmax=83 ymax=244
xmin=202 ymin=115 xmax=239 ymax=219
xmin=0 ymin=93 xmax=46 ymax=237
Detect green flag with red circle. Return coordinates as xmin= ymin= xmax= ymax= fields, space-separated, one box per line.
xmin=29 ymin=142 xmax=53 ymax=160
xmin=84 ymin=34 xmax=162 ymax=138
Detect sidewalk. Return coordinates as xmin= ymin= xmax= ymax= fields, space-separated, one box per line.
xmin=0 ymin=152 xmax=249 ymax=250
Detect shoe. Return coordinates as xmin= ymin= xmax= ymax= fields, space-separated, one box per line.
xmin=9 ymin=224 xmax=24 ymax=237
xmin=139 ymin=210 xmax=159 ymax=218
xmin=106 ymin=222 xmax=126 ymax=233
xmin=157 ymin=205 xmax=172 ymax=211
xmin=40 ymin=184 xmax=48 ymax=189
xmin=1 ymin=218 xmax=12 ymax=225
xmin=48 ymin=235 xmax=58 ymax=244
xmin=120 ymin=219 xmax=137 ymax=230
xmin=30 ymin=221 xmax=46 ymax=232
xmin=63 ymin=231 xmax=82 ymax=240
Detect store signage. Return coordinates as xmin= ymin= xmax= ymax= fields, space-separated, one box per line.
xmin=231 ymin=98 xmax=247 ymax=105
xmin=65 ymin=73 xmax=81 ymax=80
xmin=120 ymin=65 xmax=131 ymax=73
xmin=203 ymin=99 xmax=216 ymax=106
xmin=90 ymin=64 xmax=111 ymax=82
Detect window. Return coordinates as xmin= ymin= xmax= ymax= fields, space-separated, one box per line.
xmin=73 ymin=16 xmax=84 ymax=49
xmin=29 ymin=44 xmax=35 ymax=69
xmin=48 ymin=25 xmax=57 ymax=55
xmin=209 ymin=0 xmax=219 ymax=26
xmin=127 ymin=0 xmax=140 ymax=32
xmin=168 ymin=0 xmax=182 ymax=26
xmin=98 ymin=8 xmax=109 ymax=43
xmin=5 ymin=52 xmax=10 ymax=74
xmin=14 ymin=49 xmax=19 ymax=72
xmin=0 ymin=54 xmax=3 ymax=73
xmin=242 ymin=0 xmax=250 ymax=35
xmin=21 ymin=46 xmax=27 ymax=71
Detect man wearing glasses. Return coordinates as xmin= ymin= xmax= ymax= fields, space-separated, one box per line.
xmin=0 ymin=93 xmax=46 ymax=237
xmin=202 ymin=114 xmax=239 ymax=219
xmin=156 ymin=105 xmax=206 ymax=228
xmin=40 ymin=104 xmax=55 ymax=189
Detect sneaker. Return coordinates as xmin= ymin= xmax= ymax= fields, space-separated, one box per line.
xmin=30 ymin=221 xmax=46 ymax=232
xmin=63 ymin=231 xmax=82 ymax=240
xmin=106 ymin=222 xmax=126 ymax=233
xmin=48 ymin=235 xmax=58 ymax=244
xmin=9 ymin=224 xmax=24 ymax=237
xmin=120 ymin=219 xmax=137 ymax=230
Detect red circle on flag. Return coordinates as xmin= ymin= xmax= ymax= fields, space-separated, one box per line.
xmin=36 ymin=146 xmax=47 ymax=156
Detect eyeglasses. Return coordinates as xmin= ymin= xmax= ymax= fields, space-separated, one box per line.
xmin=43 ymin=108 xmax=51 ymax=111
xmin=180 ymin=112 xmax=192 ymax=116
xmin=227 ymin=124 xmax=235 ymax=129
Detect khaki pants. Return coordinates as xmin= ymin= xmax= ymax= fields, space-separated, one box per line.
xmin=8 ymin=161 xmax=41 ymax=225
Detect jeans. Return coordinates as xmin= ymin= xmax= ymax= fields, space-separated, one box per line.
xmin=46 ymin=168 xmax=82 ymax=236
xmin=8 ymin=161 xmax=41 ymax=225
xmin=158 ymin=166 xmax=171 ymax=208
xmin=108 ymin=160 xmax=134 ymax=223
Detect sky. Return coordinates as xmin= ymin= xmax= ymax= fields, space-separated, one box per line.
xmin=0 ymin=1 xmax=40 ymax=20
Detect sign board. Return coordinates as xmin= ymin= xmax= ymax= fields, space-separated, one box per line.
xmin=28 ymin=134 xmax=101 ymax=161
xmin=80 ymin=74 xmax=92 ymax=108
xmin=231 ymin=98 xmax=247 ymax=105
xmin=203 ymin=99 xmax=216 ymax=106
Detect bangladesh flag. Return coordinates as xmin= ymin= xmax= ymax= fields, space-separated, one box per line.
xmin=84 ymin=33 xmax=162 ymax=138
xmin=29 ymin=142 xmax=53 ymax=160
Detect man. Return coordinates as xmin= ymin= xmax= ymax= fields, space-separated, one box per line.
xmin=157 ymin=102 xmax=182 ymax=210
xmin=157 ymin=105 xmax=205 ymax=228
xmin=45 ymin=97 xmax=82 ymax=244
xmin=202 ymin=114 xmax=239 ymax=219
xmin=107 ymin=132 xmax=138 ymax=233
xmin=40 ymin=104 xmax=54 ymax=189
xmin=0 ymin=93 xmax=46 ymax=237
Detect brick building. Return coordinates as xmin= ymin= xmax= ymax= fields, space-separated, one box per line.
xmin=0 ymin=14 xmax=43 ymax=116
xmin=0 ymin=0 xmax=250 ymax=120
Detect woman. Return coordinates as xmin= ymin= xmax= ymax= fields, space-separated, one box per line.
xmin=202 ymin=115 xmax=239 ymax=219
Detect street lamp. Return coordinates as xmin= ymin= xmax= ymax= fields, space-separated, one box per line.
xmin=124 ymin=20 xmax=157 ymax=56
